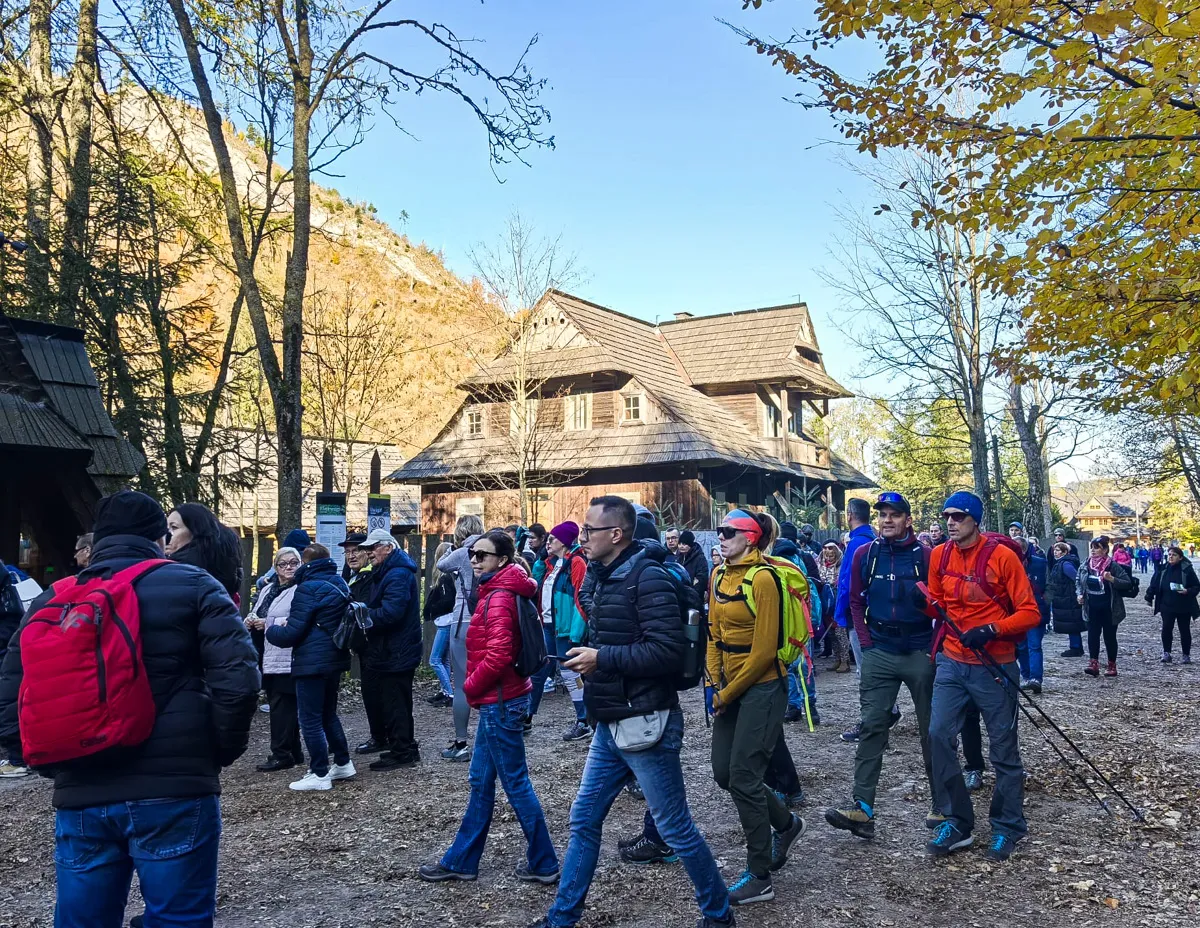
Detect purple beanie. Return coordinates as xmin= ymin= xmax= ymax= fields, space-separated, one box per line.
xmin=550 ymin=521 xmax=580 ymax=547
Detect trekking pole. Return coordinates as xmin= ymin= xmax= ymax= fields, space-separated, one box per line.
xmin=915 ymin=583 xmax=1146 ymax=823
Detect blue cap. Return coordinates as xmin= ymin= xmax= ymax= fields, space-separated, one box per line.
xmin=1008 ymin=521 xmax=1024 ymax=531
xmin=874 ymin=491 xmax=911 ymax=515
xmin=941 ymin=491 xmax=983 ymax=524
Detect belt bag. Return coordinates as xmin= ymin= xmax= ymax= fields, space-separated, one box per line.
xmin=608 ymin=709 xmax=670 ymax=753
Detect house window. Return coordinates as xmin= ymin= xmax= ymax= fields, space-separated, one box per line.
xmin=565 ymin=393 xmax=592 ymax=431
xmin=466 ymin=408 xmax=483 ymax=438
xmin=788 ymin=405 xmax=801 ymax=436
xmin=764 ymin=401 xmax=783 ymax=438
xmin=510 ymin=398 xmax=538 ymax=434
xmin=456 ymin=497 xmax=484 ymax=519
xmin=622 ymin=394 xmax=642 ymax=423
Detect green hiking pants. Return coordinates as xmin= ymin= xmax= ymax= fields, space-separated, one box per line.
xmin=854 ymin=647 xmax=934 ymax=810
xmin=711 ymin=680 xmax=792 ymax=876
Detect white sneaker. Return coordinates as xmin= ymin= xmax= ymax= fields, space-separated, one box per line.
xmin=0 ymin=761 xmax=30 ymax=778
xmin=289 ymin=772 xmax=332 ymax=791
xmin=329 ymin=761 xmax=356 ymax=781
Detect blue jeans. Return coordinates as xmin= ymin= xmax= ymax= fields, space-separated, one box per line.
xmin=54 ymin=796 xmax=221 ymax=928
xmin=295 ymin=673 xmax=351 ymax=777
xmin=441 ymin=694 xmax=558 ymax=876
xmin=429 ymin=625 xmax=454 ymax=697
xmin=548 ymin=709 xmax=730 ymax=927
xmin=1068 ymin=632 xmax=1083 ymax=651
xmin=1017 ymin=624 xmax=1045 ymax=682
xmin=528 ymin=625 xmax=559 ymax=716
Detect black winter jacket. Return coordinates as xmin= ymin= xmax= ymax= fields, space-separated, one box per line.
xmin=0 ymin=565 xmax=22 ymax=665
xmin=678 ymin=546 xmax=711 ymax=602
xmin=0 ymin=535 xmax=260 ymax=810
xmin=265 ymin=558 xmax=351 ymax=677
xmin=1146 ymin=560 xmax=1200 ymax=618
xmin=582 ymin=541 xmax=685 ymax=723
xmin=362 ymin=547 xmax=421 ymax=673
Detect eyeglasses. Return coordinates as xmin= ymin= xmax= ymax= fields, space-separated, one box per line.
xmin=580 ymin=525 xmax=619 ymax=540
xmin=716 ymin=526 xmax=744 ymax=540
xmin=276 ymin=559 xmax=300 ymax=569
xmin=468 ymin=548 xmax=498 ymax=561
xmin=940 ymin=511 xmax=971 ymax=523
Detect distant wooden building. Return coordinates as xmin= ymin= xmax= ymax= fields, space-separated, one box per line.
xmin=389 ymin=290 xmax=873 ymax=533
xmin=0 ymin=312 xmax=143 ymax=579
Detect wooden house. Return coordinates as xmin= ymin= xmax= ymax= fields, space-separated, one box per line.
xmin=388 ymin=290 xmax=874 ymax=533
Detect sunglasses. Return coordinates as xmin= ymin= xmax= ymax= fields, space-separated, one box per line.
xmin=716 ymin=526 xmax=744 ymax=540
xmin=940 ymin=511 xmax=971 ymax=523
xmin=468 ymin=548 xmax=498 ymax=561
xmin=876 ymin=491 xmax=906 ymax=508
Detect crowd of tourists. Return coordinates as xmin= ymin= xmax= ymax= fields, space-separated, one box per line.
xmin=0 ymin=486 xmax=1188 ymax=928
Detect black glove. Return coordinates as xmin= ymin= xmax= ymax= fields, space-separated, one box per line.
xmin=960 ymin=624 xmax=998 ymax=649
xmin=910 ymin=585 xmax=927 ymax=610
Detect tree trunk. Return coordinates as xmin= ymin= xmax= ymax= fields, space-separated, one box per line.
xmin=57 ymin=0 xmax=100 ymax=327
xmin=24 ymin=0 xmax=55 ymax=321
xmin=1009 ymin=380 xmax=1052 ymax=539
xmin=965 ymin=400 xmax=992 ymax=518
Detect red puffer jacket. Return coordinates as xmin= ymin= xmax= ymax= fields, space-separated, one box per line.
xmin=463 ymin=563 xmax=537 ymax=707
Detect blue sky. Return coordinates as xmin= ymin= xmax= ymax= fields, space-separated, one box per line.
xmin=332 ymin=0 xmax=876 ymax=386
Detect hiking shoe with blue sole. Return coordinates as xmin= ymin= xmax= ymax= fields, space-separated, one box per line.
xmin=926 ymin=822 xmax=973 ymax=858
xmin=825 ymin=801 xmax=875 ymax=840
xmin=728 ymin=871 xmax=774 ymax=906
xmin=984 ymin=834 xmax=1019 ymax=862
xmin=769 ymin=814 xmax=808 ymax=870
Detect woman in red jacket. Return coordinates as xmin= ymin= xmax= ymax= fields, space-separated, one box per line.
xmin=418 ymin=530 xmax=560 ymax=885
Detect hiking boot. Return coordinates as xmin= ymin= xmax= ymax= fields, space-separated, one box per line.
xmin=1018 ymin=677 xmax=1031 ymax=690
xmin=1027 ymin=679 xmax=1043 ymax=695
xmin=697 ymin=914 xmax=737 ymax=928
xmin=808 ymin=702 xmax=821 ymax=726
xmin=783 ymin=705 xmax=804 ymax=723
xmin=925 ymin=802 xmax=947 ymax=830
xmin=515 ymin=863 xmax=561 ymax=884
xmin=926 ymin=821 xmax=973 ymax=858
xmin=441 ymin=741 xmax=470 ymax=762
xmin=255 ymin=756 xmax=296 ymax=772
xmin=562 ymin=720 xmax=593 ymax=742
xmin=728 ymin=871 xmax=774 ymax=906
xmin=370 ymin=752 xmax=420 ymax=771
xmin=626 ymin=781 xmax=645 ymax=801
xmin=963 ymin=769 xmax=983 ymax=792
xmin=355 ymin=739 xmax=384 ymax=755
xmin=1105 ymin=661 xmax=1118 ymax=677
xmin=0 ymin=762 xmax=30 ymax=778
xmin=1162 ymin=652 xmax=1173 ymax=664
xmin=888 ymin=707 xmax=903 ymax=729
xmin=418 ymin=863 xmax=476 ymax=883
xmin=329 ymin=761 xmax=357 ymax=781
xmin=824 ymin=800 xmax=875 ymax=840
xmin=773 ymin=787 xmax=806 ymax=809
xmin=620 ymin=836 xmax=678 ymax=865
xmin=1084 ymin=659 xmax=1100 ymax=677
xmin=1184 ymin=654 xmax=1192 ymax=664
xmin=769 ymin=814 xmax=807 ymax=871
xmin=1061 ymin=647 xmax=1084 ymax=657
xmin=522 ymin=715 xmax=534 ymax=736
xmin=840 ymin=722 xmax=862 ymax=743
xmin=426 ymin=692 xmax=453 ymax=708
xmin=833 ymin=659 xmax=851 ymax=674
xmin=984 ymin=834 xmax=1018 ymax=862
xmin=289 ymin=772 xmax=332 ymax=791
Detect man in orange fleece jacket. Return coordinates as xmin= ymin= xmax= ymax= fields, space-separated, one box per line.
xmin=925 ymin=491 xmax=1041 ymax=864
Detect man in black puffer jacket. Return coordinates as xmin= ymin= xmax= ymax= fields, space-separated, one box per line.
xmin=357 ymin=529 xmax=421 ymax=771
xmin=533 ymin=496 xmax=734 ymax=928
xmin=0 ymin=490 xmax=259 ymax=928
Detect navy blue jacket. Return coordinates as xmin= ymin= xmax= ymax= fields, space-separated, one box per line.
xmin=265 ymin=558 xmax=351 ymax=677
xmin=0 ymin=535 xmax=260 ymax=810
xmin=362 ymin=547 xmax=421 ymax=673
xmin=849 ymin=532 xmax=933 ymax=653
xmin=1023 ymin=547 xmax=1051 ymax=625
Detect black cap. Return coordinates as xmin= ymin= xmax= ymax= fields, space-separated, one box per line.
xmin=873 ymin=491 xmax=912 ymax=515
xmin=339 ymin=532 xmax=367 ymax=547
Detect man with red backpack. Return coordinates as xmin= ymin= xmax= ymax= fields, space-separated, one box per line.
xmin=0 ymin=490 xmax=260 ymax=928
xmin=925 ymin=491 xmax=1041 ymax=863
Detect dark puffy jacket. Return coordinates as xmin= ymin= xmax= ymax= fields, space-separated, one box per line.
xmin=582 ymin=541 xmax=685 ymax=722
xmin=1023 ymin=547 xmax=1051 ymax=625
xmin=265 ymin=558 xmax=351 ymax=677
xmin=849 ymin=532 xmax=933 ymax=653
xmin=464 ymin=564 xmax=537 ymax=706
xmin=0 ymin=563 xmax=22 ymax=666
xmin=1147 ymin=559 xmax=1200 ymax=618
xmin=0 ymin=535 xmax=260 ymax=810
xmin=678 ymin=545 xmax=710 ymax=601
xmin=1047 ymin=554 xmax=1084 ymax=633
xmin=362 ymin=547 xmax=420 ymax=672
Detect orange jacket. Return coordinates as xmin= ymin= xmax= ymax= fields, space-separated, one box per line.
xmin=928 ymin=537 xmax=1041 ymax=665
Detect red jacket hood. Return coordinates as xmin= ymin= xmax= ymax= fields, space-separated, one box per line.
xmin=479 ymin=563 xmax=537 ymax=599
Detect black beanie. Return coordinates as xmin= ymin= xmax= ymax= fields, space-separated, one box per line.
xmin=92 ymin=490 xmax=168 ymax=545
xmin=679 ymin=530 xmax=696 ymax=546
xmin=780 ymin=521 xmax=799 ymax=541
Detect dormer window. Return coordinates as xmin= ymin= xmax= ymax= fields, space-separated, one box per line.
xmin=466 ymin=408 xmax=484 ymax=438
xmin=623 ymin=394 xmax=642 ymax=423
xmin=566 ymin=393 xmax=592 ymax=431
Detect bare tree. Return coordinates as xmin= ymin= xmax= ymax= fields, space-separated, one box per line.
xmin=466 ymin=210 xmax=585 ymax=524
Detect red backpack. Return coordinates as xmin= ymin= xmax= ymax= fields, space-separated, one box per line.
xmin=19 ymin=560 xmax=167 ymax=767
xmin=937 ymin=532 xmax=1024 ymax=615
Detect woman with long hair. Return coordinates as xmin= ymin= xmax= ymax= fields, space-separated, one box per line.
xmin=707 ymin=509 xmax=806 ymax=908
xmin=245 ymin=547 xmax=303 ymax=772
xmin=818 ymin=541 xmax=849 ymax=671
xmin=426 ymin=541 xmax=457 ymax=707
xmin=1146 ymin=545 xmax=1200 ymax=663
xmin=435 ymin=514 xmax=486 ymax=762
xmin=1076 ymin=536 xmax=1134 ymax=677
xmin=165 ymin=503 xmax=243 ymax=598
xmin=419 ymin=530 xmax=558 ymax=884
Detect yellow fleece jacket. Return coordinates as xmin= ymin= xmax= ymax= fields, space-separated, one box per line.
xmin=706 ymin=548 xmax=784 ymax=708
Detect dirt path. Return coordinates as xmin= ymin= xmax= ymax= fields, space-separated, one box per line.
xmin=1 ymin=593 xmax=1196 ymax=928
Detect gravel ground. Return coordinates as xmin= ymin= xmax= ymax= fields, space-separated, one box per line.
xmin=1 ymin=592 xmax=1196 ymax=928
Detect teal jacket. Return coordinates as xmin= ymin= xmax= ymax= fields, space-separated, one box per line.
xmin=533 ymin=547 xmax=589 ymax=644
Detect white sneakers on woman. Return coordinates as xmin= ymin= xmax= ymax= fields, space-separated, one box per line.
xmin=289 ymin=761 xmax=356 ymax=791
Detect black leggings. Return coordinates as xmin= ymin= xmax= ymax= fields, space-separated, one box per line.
xmin=1162 ymin=613 xmax=1193 ymax=655
xmin=1088 ymin=620 xmax=1119 ymax=663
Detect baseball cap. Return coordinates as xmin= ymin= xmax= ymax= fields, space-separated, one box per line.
xmin=873 ymin=491 xmax=911 ymax=515
xmin=339 ymin=532 xmax=367 ymax=547
xmin=362 ymin=528 xmax=397 ymax=548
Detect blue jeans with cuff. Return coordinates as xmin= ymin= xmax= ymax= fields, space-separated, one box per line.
xmin=429 ymin=624 xmax=454 ymax=697
xmin=1017 ymin=623 xmax=1046 ymax=682
xmin=54 ymin=795 xmax=221 ymax=928
xmin=294 ymin=673 xmax=351 ymax=777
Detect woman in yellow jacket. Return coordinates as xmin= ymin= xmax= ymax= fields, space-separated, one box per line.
xmin=708 ymin=510 xmax=807 ymax=908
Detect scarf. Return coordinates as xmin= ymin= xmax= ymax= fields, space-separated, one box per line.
xmin=1088 ymin=554 xmax=1112 ymax=575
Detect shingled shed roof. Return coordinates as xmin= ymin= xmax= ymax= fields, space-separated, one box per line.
xmin=390 ymin=290 xmax=873 ymax=490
